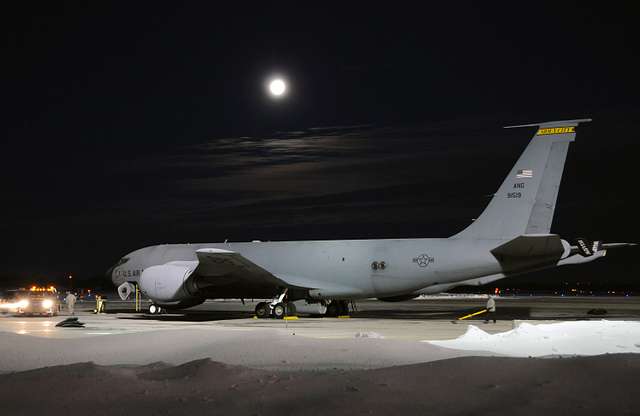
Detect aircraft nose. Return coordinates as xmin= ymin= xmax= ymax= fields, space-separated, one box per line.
xmin=105 ymin=264 xmax=116 ymax=284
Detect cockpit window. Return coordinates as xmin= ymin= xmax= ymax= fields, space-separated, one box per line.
xmin=116 ymin=257 xmax=130 ymax=266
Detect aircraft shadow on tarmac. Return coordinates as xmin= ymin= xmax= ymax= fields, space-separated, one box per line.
xmin=109 ymin=307 xmax=633 ymax=322
xmin=351 ymin=307 xmax=639 ymax=321
xmin=351 ymin=307 xmax=530 ymax=321
xmin=115 ymin=310 xmax=255 ymax=322
xmin=112 ymin=307 xmax=534 ymax=322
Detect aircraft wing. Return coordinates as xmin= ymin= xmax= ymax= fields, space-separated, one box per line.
xmin=194 ymin=248 xmax=289 ymax=287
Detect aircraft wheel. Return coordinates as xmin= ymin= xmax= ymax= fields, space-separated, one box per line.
xmin=326 ymin=301 xmax=348 ymax=317
xmin=272 ymin=303 xmax=286 ymax=319
xmin=149 ymin=304 xmax=158 ymax=315
xmin=255 ymin=302 xmax=269 ymax=319
xmin=325 ymin=302 xmax=339 ymax=317
xmin=285 ymin=301 xmax=297 ymax=317
xmin=338 ymin=301 xmax=349 ymax=316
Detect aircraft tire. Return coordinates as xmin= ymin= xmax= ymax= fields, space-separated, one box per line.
xmin=326 ymin=300 xmax=348 ymax=317
xmin=325 ymin=302 xmax=339 ymax=317
xmin=149 ymin=304 xmax=158 ymax=315
xmin=273 ymin=303 xmax=286 ymax=319
xmin=255 ymin=302 xmax=269 ymax=319
xmin=338 ymin=301 xmax=349 ymax=316
xmin=285 ymin=301 xmax=297 ymax=317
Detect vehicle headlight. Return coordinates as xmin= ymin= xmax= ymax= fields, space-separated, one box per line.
xmin=42 ymin=299 xmax=53 ymax=309
xmin=17 ymin=299 xmax=29 ymax=308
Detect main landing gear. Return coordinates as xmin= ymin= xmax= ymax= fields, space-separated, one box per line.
xmin=255 ymin=301 xmax=297 ymax=319
xmin=325 ymin=300 xmax=349 ymax=317
xmin=255 ymin=289 xmax=297 ymax=319
xmin=254 ymin=297 xmax=350 ymax=319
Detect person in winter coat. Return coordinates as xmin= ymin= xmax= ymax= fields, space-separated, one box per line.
xmin=484 ymin=295 xmax=496 ymax=323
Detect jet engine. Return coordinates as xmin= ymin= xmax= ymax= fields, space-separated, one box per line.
xmin=139 ymin=262 xmax=198 ymax=302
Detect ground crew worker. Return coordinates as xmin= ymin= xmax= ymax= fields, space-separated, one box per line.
xmin=65 ymin=292 xmax=77 ymax=315
xmin=485 ymin=295 xmax=496 ymax=323
xmin=95 ymin=295 xmax=105 ymax=314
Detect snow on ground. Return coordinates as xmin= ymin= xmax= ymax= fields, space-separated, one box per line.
xmin=425 ymin=320 xmax=640 ymax=357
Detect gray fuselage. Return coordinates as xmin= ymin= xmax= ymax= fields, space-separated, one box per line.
xmin=111 ymin=237 xmax=507 ymax=300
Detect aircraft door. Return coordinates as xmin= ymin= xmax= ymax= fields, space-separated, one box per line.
xmin=370 ymin=243 xmax=420 ymax=295
xmin=370 ymin=244 xmax=395 ymax=293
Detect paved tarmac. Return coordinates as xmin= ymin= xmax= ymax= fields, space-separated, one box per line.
xmin=2 ymin=296 xmax=639 ymax=340
xmin=1 ymin=296 xmax=638 ymax=372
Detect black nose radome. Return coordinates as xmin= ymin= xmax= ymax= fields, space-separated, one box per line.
xmin=105 ymin=265 xmax=116 ymax=282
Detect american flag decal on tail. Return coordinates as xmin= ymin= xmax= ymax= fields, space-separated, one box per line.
xmin=516 ymin=169 xmax=533 ymax=178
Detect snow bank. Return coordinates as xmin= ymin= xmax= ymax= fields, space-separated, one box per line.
xmin=425 ymin=320 xmax=640 ymax=357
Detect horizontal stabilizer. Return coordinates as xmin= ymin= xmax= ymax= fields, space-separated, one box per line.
xmin=491 ymin=234 xmax=567 ymax=261
xmin=572 ymin=240 xmax=637 ymax=257
xmin=602 ymin=242 xmax=638 ymax=249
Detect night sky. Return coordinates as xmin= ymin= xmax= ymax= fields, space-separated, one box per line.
xmin=2 ymin=3 xmax=639 ymax=289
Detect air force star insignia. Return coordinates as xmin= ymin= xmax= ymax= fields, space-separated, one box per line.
xmin=413 ymin=254 xmax=434 ymax=267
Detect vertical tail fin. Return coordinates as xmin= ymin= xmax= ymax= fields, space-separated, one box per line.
xmin=452 ymin=118 xmax=592 ymax=240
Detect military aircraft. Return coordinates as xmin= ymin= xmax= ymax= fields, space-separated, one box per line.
xmin=107 ymin=119 xmax=634 ymax=317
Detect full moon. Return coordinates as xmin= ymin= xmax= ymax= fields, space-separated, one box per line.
xmin=269 ymin=78 xmax=286 ymax=97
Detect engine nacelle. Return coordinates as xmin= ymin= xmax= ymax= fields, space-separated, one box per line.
xmin=139 ymin=262 xmax=197 ymax=302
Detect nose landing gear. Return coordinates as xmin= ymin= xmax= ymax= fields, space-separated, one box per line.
xmin=148 ymin=304 xmax=162 ymax=315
